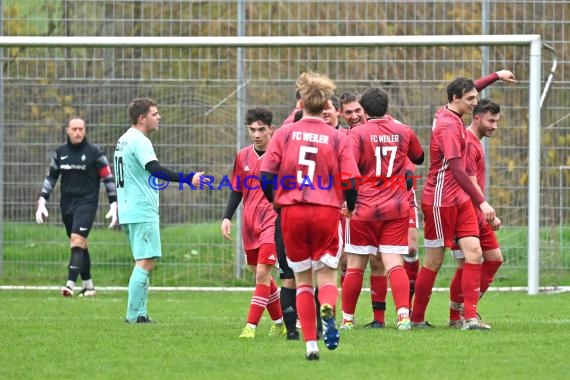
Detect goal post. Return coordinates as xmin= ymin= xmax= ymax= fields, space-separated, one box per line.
xmin=0 ymin=35 xmax=542 ymax=294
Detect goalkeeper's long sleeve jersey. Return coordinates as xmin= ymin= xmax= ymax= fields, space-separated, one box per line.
xmin=39 ymin=137 xmax=116 ymax=214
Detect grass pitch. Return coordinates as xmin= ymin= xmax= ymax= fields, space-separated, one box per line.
xmin=4 ymin=223 xmax=570 ymax=287
xmin=1 ymin=290 xmax=569 ymax=380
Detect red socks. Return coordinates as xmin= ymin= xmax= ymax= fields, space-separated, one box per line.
xmin=341 ymin=268 xmax=364 ymax=315
xmin=370 ymin=275 xmax=387 ymax=324
xmin=411 ymin=266 xmax=438 ymax=323
xmin=462 ymin=263 xmax=482 ymax=320
xmin=247 ymin=284 xmax=270 ymax=325
xmin=387 ymin=266 xmax=410 ymax=311
xmin=449 ymin=260 xmax=502 ymax=321
xmin=318 ymin=283 xmax=338 ymax=313
xmin=480 ymin=260 xmax=502 ymax=296
xmin=266 ymin=278 xmax=283 ymax=320
xmin=449 ymin=268 xmax=463 ymax=321
xmin=404 ymin=259 xmax=419 ymax=305
xmin=296 ymin=285 xmax=317 ymax=341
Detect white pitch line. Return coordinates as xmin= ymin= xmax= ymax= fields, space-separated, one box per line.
xmin=1 ymin=286 xmax=569 ymax=293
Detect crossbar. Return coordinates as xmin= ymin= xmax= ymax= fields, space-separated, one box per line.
xmin=0 ymin=34 xmax=540 ymax=47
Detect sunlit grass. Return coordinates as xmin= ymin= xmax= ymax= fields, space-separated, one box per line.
xmin=1 ymin=290 xmax=569 ymax=380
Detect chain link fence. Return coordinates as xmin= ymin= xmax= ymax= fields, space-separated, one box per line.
xmin=1 ymin=0 xmax=568 ymax=287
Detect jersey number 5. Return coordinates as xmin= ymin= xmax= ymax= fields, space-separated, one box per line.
xmin=114 ymin=156 xmax=125 ymax=188
xmin=375 ymin=146 xmax=397 ymax=177
xmin=297 ymin=146 xmax=318 ymax=183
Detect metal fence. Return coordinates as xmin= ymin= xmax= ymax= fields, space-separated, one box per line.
xmin=1 ymin=0 xmax=568 ymax=288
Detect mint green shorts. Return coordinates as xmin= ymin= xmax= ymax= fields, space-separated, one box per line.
xmin=124 ymin=222 xmax=162 ymax=260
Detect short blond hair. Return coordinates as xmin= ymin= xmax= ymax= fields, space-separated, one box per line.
xmin=296 ymin=72 xmax=336 ymax=116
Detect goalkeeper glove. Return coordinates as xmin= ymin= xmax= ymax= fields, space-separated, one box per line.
xmin=35 ymin=197 xmax=48 ymax=224
xmin=106 ymin=201 xmax=118 ymax=228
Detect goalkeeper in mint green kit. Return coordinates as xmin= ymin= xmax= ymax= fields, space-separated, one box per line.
xmin=115 ymin=97 xmax=205 ymax=323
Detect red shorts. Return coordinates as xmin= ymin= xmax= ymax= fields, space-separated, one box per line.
xmin=245 ymin=243 xmax=277 ymax=266
xmin=479 ymin=221 xmax=499 ymax=251
xmin=281 ymin=204 xmax=342 ymax=273
xmin=422 ymin=201 xmax=479 ymax=249
xmin=409 ymin=206 xmax=418 ymax=229
xmin=451 ymin=220 xmax=499 ymax=257
xmin=345 ymin=217 xmax=408 ymax=255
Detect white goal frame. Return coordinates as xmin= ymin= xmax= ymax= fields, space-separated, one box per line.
xmin=0 ymin=35 xmax=543 ymax=294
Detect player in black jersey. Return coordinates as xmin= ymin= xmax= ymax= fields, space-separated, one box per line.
xmin=35 ymin=118 xmax=118 ymax=297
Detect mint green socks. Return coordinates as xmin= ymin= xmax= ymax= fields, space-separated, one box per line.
xmin=126 ymin=266 xmax=150 ymax=322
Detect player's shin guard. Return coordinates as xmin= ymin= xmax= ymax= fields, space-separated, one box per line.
xmin=387 ymin=266 xmax=410 ymax=311
xmin=280 ymin=286 xmax=298 ymax=334
xmin=68 ymin=246 xmax=85 ymax=283
xmin=411 ymin=266 xmax=438 ymax=323
xmin=247 ymin=284 xmax=270 ymax=325
xmin=296 ymin=285 xmax=317 ymax=341
xmin=370 ymin=275 xmax=387 ymax=324
xmin=266 ymin=278 xmax=282 ymax=321
xmin=449 ymin=268 xmax=464 ymax=321
xmin=480 ymin=260 xmax=502 ymax=298
xmin=79 ymin=248 xmax=91 ymax=280
xmin=126 ymin=266 xmax=150 ymax=322
xmin=403 ymin=257 xmax=419 ymax=305
xmin=341 ymin=268 xmax=363 ymax=315
xmin=139 ymin=270 xmax=150 ymax=317
xmin=462 ymin=263 xmax=482 ymax=320
xmin=317 ymin=283 xmax=338 ymax=313
xmin=314 ymin=287 xmax=322 ymax=335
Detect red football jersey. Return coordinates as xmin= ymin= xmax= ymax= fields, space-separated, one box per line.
xmin=261 ymin=117 xmax=359 ymax=208
xmin=230 ymin=145 xmax=276 ymax=250
xmin=404 ymin=158 xmax=416 ymax=173
xmin=465 ymin=129 xmax=485 ymax=191
xmin=350 ymin=115 xmax=423 ymax=220
xmin=421 ymin=106 xmax=470 ymax=207
xmin=464 ymin=129 xmax=488 ymax=225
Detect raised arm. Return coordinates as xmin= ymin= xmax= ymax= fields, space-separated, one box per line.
xmin=475 ymin=70 xmax=516 ymax=92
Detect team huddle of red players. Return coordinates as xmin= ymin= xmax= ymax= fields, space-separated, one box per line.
xmin=221 ymin=70 xmax=516 ymax=360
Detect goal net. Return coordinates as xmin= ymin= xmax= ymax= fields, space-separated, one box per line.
xmin=0 ymin=35 xmax=551 ymax=294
